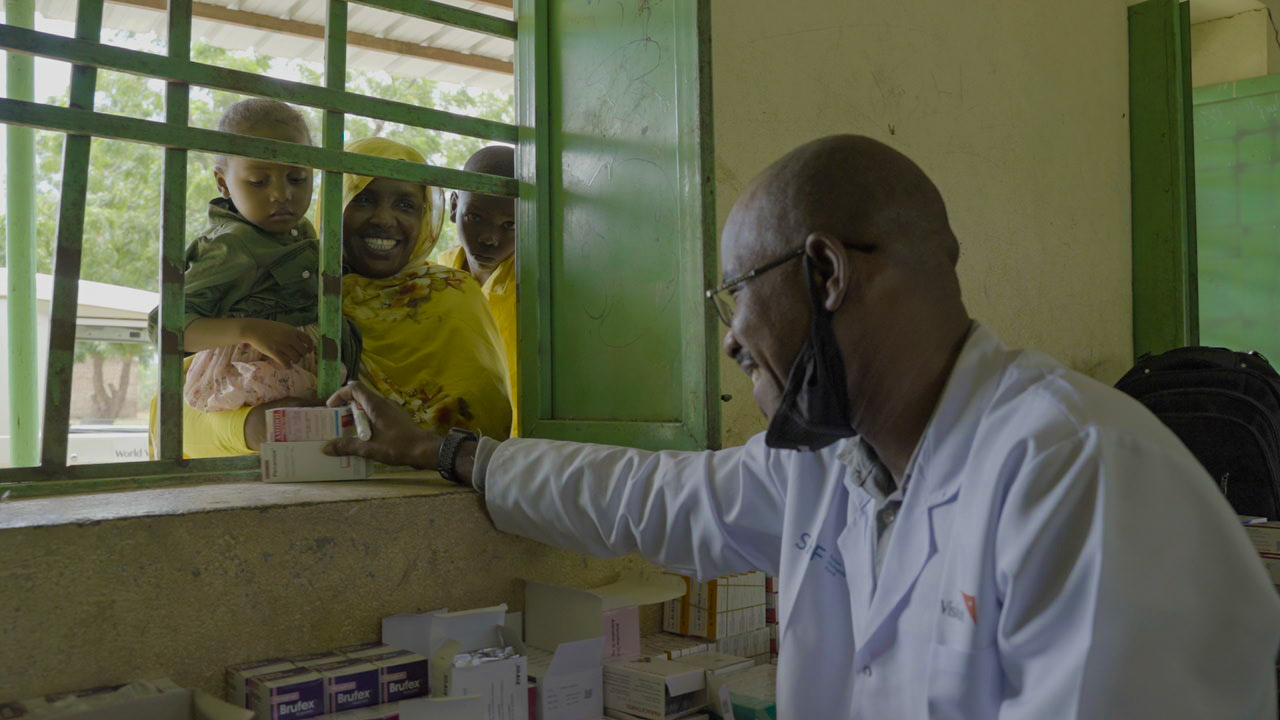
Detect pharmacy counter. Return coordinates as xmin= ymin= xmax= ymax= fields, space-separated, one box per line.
xmin=0 ymin=473 xmax=660 ymax=701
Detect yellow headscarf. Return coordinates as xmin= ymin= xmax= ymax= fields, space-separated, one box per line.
xmin=338 ymin=138 xmax=512 ymax=439
xmin=340 ymin=137 xmax=446 ymax=263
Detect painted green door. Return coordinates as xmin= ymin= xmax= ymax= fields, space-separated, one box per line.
xmin=518 ymin=0 xmax=718 ymax=450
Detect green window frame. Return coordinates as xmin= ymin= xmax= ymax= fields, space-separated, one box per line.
xmin=1129 ymin=0 xmax=1199 ymax=359
xmin=515 ymin=0 xmax=718 ymax=451
xmin=1 ymin=0 xmax=720 ymax=498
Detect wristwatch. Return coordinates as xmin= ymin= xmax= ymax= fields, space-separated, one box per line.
xmin=437 ymin=427 xmax=479 ymax=485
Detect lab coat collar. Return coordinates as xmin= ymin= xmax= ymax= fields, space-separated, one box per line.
xmin=854 ymin=322 xmax=1012 ymax=661
xmin=910 ymin=321 xmax=1007 ymax=502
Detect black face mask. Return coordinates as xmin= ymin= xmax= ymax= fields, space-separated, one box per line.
xmin=764 ymin=255 xmax=856 ymax=451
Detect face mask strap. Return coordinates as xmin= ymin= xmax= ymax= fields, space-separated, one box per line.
xmin=763 ymin=253 xmax=856 ymax=452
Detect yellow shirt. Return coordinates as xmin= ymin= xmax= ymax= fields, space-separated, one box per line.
xmin=440 ymin=245 xmax=518 ymax=435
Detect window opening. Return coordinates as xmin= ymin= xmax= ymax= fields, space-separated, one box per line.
xmin=0 ymin=0 xmax=521 ymax=495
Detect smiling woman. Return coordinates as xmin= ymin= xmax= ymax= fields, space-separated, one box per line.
xmin=171 ymin=137 xmax=513 ymax=457
xmin=343 ymin=177 xmax=428 ymax=279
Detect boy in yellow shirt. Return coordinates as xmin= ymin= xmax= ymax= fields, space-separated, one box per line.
xmin=440 ymin=146 xmax=518 ymax=433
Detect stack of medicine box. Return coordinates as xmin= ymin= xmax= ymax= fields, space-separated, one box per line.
xmin=662 ymin=571 xmax=769 ymax=665
xmin=225 ymin=643 xmax=428 ymax=719
xmin=765 ymin=575 xmax=779 ymax=664
xmin=1242 ymin=518 xmax=1280 ymax=589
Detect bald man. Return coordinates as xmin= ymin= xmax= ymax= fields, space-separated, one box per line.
xmin=327 ymin=136 xmax=1280 ymax=718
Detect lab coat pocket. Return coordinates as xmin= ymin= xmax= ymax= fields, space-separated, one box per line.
xmin=926 ymin=643 xmax=1000 ymax=720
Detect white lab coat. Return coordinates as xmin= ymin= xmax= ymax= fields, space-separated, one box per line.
xmin=485 ymin=324 xmax=1280 ymax=718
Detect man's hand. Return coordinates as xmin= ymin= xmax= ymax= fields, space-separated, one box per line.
xmin=322 ymin=382 xmax=442 ymax=469
xmin=241 ymin=318 xmax=314 ymax=368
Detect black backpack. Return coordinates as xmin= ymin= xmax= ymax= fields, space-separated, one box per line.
xmin=1115 ymin=346 xmax=1280 ymax=519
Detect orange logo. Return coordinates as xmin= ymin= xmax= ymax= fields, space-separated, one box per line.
xmin=961 ymin=592 xmax=978 ymax=623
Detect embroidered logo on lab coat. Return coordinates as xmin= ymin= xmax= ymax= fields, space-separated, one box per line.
xmin=942 ymin=592 xmax=977 ymax=624
xmin=795 ymin=532 xmax=847 ymax=578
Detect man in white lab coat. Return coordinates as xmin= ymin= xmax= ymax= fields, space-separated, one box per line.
xmin=327 ymin=135 xmax=1280 ymax=718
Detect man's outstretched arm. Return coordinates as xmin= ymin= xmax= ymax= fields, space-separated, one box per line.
xmin=324 ymin=382 xmax=786 ymax=580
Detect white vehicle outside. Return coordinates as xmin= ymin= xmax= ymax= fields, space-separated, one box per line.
xmin=1 ymin=268 xmax=155 ymax=468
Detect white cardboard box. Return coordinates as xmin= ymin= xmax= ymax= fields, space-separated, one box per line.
xmin=602 ymin=659 xmax=707 ymax=720
xmin=383 ymin=605 xmax=529 ymax=720
xmin=527 ymin=637 xmax=604 ymax=720
xmin=267 ymin=406 xmax=356 ymax=442
xmin=668 ymin=652 xmax=753 ymax=678
xmin=525 ymin=572 xmax=686 ymax=660
xmin=261 ymin=441 xmax=371 ymax=482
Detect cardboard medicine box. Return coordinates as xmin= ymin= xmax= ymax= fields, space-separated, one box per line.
xmin=225 ymin=658 xmax=294 ymax=709
xmin=248 ymin=667 xmax=325 ymax=720
xmin=669 ymin=651 xmax=753 ymax=678
xmin=526 ymin=637 xmax=604 ymax=720
xmin=525 ymin=573 xmax=685 ymax=660
xmin=267 ymin=406 xmax=356 ymax=442
xmin=382 ymin=605 xmax=529 ymax=720
xmin=261 ymin=440 xmax=371 ymax=482
xmin=365 ymin=650 xmax=431 ymax=703
xmin=313 ymin=659 xmax=383 ymax=712
xmin=602 ymin=658 xmax=707 ymax=720
xmin=432 ymin=626 xmax=528 ymax=720
xmin=260 ymin=407 xmax=371 ymax=483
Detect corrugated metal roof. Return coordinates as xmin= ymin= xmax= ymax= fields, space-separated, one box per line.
xmin=36 ymin=0 xmax=515 ymax=93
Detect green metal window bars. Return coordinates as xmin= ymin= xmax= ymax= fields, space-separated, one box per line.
xmin=0 ymin=0 xmax=521 ymax=498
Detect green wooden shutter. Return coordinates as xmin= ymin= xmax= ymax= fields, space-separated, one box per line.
xmin=517 ymin=0 xmax=719 ymax=450
xmin=1129 ymin=0 xmax=1199 ymax=358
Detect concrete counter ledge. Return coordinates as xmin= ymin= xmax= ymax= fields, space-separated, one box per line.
xmin=0 ymin=473 xmax=658 ymax=701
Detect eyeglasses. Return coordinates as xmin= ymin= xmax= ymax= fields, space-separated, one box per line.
xmin=706 ymin=242 xmax=876 ymax=326
xmin=705 ymin=247 xmax=805 ymax=326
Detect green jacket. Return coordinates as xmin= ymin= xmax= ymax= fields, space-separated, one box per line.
xmin=149 ymin=198 xmax=360 ymax=374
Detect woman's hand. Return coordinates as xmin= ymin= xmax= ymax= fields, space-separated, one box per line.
xmin=241 ymin=318 xmax=314 ymax=368
xmin=322 ymin=382 xmax=442 ymax=469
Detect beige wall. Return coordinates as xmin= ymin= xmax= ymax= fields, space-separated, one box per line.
xmin=1191 ymin=9 xmax=1280 ymax=87
xmin=711 ymin=0 xmax=1136 ymax=446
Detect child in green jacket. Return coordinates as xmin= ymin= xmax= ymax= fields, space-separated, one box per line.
xmin=170 ymin=98 xmax=358 ymax=411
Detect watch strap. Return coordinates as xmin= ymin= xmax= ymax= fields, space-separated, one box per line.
xmin=438 ymin=427 xmax=479 ymax=484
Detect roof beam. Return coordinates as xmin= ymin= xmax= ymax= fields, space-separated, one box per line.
xmin=105 ymin=0 xmax=513 ymax=76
